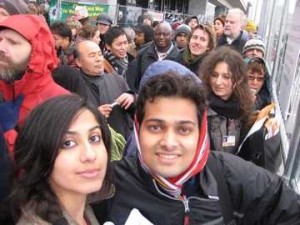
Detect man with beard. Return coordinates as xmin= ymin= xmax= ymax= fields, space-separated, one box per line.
xmin=0 ymin=15 xmax=68 ymax=151
xmin=0 ymin=2 xmax=29 ymax=223
xmin=126 ymin=21 xmax=180 ymax=92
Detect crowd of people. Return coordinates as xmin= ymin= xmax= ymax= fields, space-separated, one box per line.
xmin=0 ymin=0 xmax=299 ymax=224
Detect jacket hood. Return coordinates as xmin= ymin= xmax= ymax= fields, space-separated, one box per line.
xmin=0 ymin=15 xmax=58 ymax=74
xmin=244 ymin=56 xmax=272 ymax=109
xmin=139 ymin=60 xmax=200 ymax=91
xmin=0 ymin=15 xmax=59 ymax=100
xmin=244 ymin=56 xmax=272 ymax=93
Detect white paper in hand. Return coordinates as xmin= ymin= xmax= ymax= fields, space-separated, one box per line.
xmin=124 ymin=208 xmax=154 ymax=225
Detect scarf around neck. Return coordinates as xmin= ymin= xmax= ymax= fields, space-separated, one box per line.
xmin=134 ymin=110 xmax=210 ymax=198
xmin=183 ymin=48 xmax=207 ymax=66
xmin=209 ymin=93 xmax=242 ymax=119
xmin=105 ymin=51 xmax=128 ymax=77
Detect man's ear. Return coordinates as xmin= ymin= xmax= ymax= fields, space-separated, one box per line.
xmin=75 ymin=58 xmax=81 ymax=67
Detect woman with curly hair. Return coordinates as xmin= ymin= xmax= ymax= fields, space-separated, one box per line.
xmin=200 ymin=46 xmax=253 ymax=153
xmin=9 ymin=95 xmax=113 ymax=225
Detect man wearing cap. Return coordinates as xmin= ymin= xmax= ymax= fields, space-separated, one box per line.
xmin=173 ymin=24 xmax=191 ymax=51
xmin=0 ymin=0 xmax=28 ymax=22
xmin=96 ymin=13 xmax=113 ymax=52
xmin=243 ymin=38 xmax=266 ymax=58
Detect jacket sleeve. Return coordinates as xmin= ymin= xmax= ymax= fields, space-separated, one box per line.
xmin=217 ymin=152 xmax=300 ymax=225
xmin=125 ymin=59 xmax=139 ymax=93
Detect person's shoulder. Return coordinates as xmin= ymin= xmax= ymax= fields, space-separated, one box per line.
xmin=217 ymin=34 xmax=227 ymax=46
xmin=112 ymin=155 xmax=137 ymax=167
xmin=17 ymin=208 xmax=51 ymax=225
xmin=209 ymin=151 xmax=279 ymax=183
xmin=140 ymin=43 xmax=156 ymax=57
xmin=106 ymin=71 xmax=127 ymax=85
xmin=112 ymin=155 xmax=139 ymax=176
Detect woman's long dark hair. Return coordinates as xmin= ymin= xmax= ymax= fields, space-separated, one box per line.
xmin=9 ymin=94 xmax=112 ymax=223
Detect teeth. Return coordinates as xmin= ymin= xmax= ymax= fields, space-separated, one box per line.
xmin=159 ymin=154 xmax=177 ymax=159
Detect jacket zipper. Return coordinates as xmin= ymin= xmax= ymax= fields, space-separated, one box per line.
xmin=182 ymin=195 xmax=190 ymax=225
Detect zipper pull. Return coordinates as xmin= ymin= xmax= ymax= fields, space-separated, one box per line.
xmin=183 ymin=195 xmax=190 ymax=225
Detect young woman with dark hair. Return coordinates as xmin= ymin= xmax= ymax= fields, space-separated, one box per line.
xmin=200 ymin=46 xmax=253 ymax=153
xmin=9 ymin=94 xmax=113 ymax=225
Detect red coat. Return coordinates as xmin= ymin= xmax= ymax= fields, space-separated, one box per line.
xmin=0 ymin=15 xmax=69 ymax=151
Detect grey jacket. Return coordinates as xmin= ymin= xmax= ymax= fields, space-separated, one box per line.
xmin=17 ymin=204 xmax=99 ymax=225
xmin=208 ymin=108 xmax=243 ymax=153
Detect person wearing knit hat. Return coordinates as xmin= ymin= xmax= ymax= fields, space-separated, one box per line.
xmin=173 ymin=24 xmax=191 ymax=50
xmin=0 ymin=0 xmax=29 ymax=22
xmin=243 ymin=38 xmax=266 ymax=58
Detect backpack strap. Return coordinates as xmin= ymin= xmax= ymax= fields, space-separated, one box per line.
xmin=206 ymin=155 xmax=236 ymax=225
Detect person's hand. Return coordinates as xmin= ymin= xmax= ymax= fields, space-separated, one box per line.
xmin=0 ymin=94 xmax=24 ymax=132
xmin=116 ymin=93 xmax=135 ymax=110
xmin=98 ymin=104 xmax=113 ymax=118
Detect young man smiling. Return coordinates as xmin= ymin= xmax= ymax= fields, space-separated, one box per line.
xmin=94 ymin=60 xmax=300 ymax=225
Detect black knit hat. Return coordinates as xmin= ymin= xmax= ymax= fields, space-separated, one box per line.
xmin=0 ymin=0 xmax=29 ymax=15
